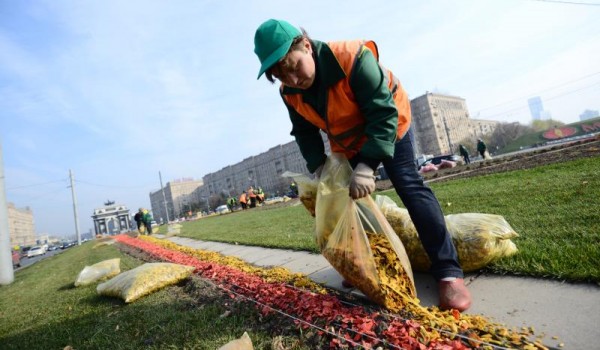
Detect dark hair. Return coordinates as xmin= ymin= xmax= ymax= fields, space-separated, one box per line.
xmin=265 ymin=28 xmax=312 ymax=83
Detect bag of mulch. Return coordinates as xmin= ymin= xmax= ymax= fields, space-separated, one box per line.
xmin=376 ymin=195 xmax=518 ymax=272
xmin=281 ymin=171 xmax=318 ymax=217
xmin=315 ymin=154 xmax=416 ymax=311
xmin=92 ymin=237 xmax=116 ymax=249
xmin=97 ymin=262 xmax=195 ymax=303
xmin=217 ymin=332 xmax=254 ymax=350
xmin=74 ymin=258 xmax=121 ymax=287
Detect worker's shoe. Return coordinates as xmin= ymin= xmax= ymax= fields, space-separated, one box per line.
xmin=341 ymin=279 xmax=354 ymax=288
xmin=438 ymin=278 xmax=471 ymax=312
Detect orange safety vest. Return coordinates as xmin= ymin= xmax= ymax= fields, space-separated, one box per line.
xmin=283 ymin=40 xmax=411 ymax=159
xmin=239 ymin=193 xmax=247 ymax=204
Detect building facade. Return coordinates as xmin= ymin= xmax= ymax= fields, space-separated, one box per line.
xmin=470 ymin=119 xmax=500 ymax=139
xmin=149 ymin=178 xmax=204 ymax=224
xmin=528 ymin=96 xmax=544 ymax=121
xmin=91 ymin=203 xmax=132 ymax=236
xmin=151 ymin=93 xmax=502 ymax=214
xmin=410 ymin=92 xmax=493 ymax=156
xmin=7 ymin=202 xmax=37 ymax=247
xmin=580 ymin=109 xmax=599 ymax=121
xmin=197 ymin=133 xmax=331 ymax=207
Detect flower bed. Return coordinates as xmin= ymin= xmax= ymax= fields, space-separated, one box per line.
xmin=114 ymin=234 xmax=547 ymax=349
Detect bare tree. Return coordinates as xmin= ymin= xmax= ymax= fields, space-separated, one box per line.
xmin=489 ymin=122 xmax=534 ymax=151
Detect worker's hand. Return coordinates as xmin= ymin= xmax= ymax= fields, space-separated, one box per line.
xmin=349 ymin=163 xmax=376 ymax=199
xmin=313 ymin=164 xmax=324 ymax=180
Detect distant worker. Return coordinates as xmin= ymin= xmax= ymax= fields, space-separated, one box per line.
xmin=248 ymin=186 xmax=257 ymax=208
xmin=256 ymin=187 xmax=265 ymax=205
xmin=477 ymin=139 xmax=487 ymax=159
xmin=142 ymin=208 xmax=153 ymax=235
xmin=227 ymin=196 xmax=237 ymax=211
xmin=135 ymin=208 xmax=153 ymax=235
xmin=289 ymin=181 xmax=298 ymax=198
xmin=459 ymin=144 xmax=471 ymax=165
xmin=134 ymin=209 xmax=145 ymax=235
xmin=239 ymin=191 xmax=248 ymax=210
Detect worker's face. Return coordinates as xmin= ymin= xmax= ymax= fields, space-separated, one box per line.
xmin=272 ymin=38 xmax=315 ymax=89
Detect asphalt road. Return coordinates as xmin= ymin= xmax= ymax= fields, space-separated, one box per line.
xmin=14 ymin=248 xmax=69 ymax=270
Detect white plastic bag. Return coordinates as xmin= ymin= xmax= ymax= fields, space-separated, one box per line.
xmin=217 ymin=332 xmax=254 ymax=350
xmin=74 ymin=258 xmax=121 ymax=287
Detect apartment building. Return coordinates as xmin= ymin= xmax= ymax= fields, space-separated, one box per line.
xmin=149 ymin=178 xmax=204 ymax=224
xmin=411 ymin=92 xmax=498 ymax=155
xmin=7 ymin=202 xmax=37 ymax=247
xmin=197 ymin=133 xmax=331 ymax=204
xmin=151 ymin=93 xmax=501 ymax=215
xmin=471 ymin=119 xmax=500 ymax=139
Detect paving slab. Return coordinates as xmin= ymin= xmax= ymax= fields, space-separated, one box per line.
xmin=223 ymin=246 xmax=275 ymax=264
xmin=214 ymin=244 xmax=249 ymax=256
xmin=281 ymin=253 xmax=331 ymax=275
xmin=252 ymin=252 xmax=298 ymax=267
xmin=308 ymin=266 xmax=348 ymax=287
xmin=465 ymin=274 xmax=600 ymax=350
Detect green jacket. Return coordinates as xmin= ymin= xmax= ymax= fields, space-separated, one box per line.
xmin=477 ymin=140 xmax=487 ymax=153
xmin=281 ymin=40 xmax=401 ymax=173
xmin=142 ymin=211 xmax=152 ymax=224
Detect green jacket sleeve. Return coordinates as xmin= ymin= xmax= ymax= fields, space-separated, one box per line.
xmin=349 ymin=48 xmax=399 ymax=163
xmin=282 ymin=94 xmax=327 ymax=173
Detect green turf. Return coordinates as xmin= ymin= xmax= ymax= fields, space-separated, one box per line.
xmin=180 ymin=156 xmax=600 ymax=283
xmin=0 ymin=242 xmax=308 ymax=349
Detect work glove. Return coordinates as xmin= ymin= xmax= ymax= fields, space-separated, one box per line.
xmin=349 ymin=162 xmax=376 ymax=199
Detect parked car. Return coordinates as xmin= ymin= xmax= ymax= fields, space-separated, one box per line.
xmin=27 ymin=246 xmax=46 ymax=258
xmin=215 ymin=204 xmax=230 ymax=215
xmin=12 ymin=250 xmax=21 ymax=268
xmin=20 ymin=246 xmax=32 ymax=259
xmin=418 ymin=154 xmax=462 ymax=170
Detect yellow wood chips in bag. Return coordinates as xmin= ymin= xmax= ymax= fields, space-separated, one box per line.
xmin=375 ymin=195 xmax=519 ymax=272
xmin=97 ymin=262 xmax=194 ymax=303
xmin=315 ymin=154 xmax=416 ymax=311
xmin=74 ymin=258 xmax=121 ymax=287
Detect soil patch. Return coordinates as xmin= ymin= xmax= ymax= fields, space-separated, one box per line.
xmin=115 ymin=242 xmax=320 ymax=348
xmin=377 ymin=136 xmax=600 ymax=190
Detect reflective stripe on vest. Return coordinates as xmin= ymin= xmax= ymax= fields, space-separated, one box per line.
xmin=283 ymin=40 xmax=411 ymax=158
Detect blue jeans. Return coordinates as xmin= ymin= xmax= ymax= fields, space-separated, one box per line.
xmin=381 ymin=131 xmax=463 ymax=280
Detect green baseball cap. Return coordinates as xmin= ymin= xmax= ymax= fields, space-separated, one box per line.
xmin=254 ymin=19 xmax=301 ymax=79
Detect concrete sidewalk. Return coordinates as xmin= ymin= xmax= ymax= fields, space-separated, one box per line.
xmin=160 ymin=235 xmax=599 ymax=349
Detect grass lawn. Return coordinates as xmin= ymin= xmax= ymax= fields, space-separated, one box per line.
xmin=0 ymin=242 xmax=307 ymax=350
xmin=2 ymin=156 xmax=597 ymax=350
xmin=179 ymin=156 xmax=600 ymax=283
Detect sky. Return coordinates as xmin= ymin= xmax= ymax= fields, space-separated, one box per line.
xmin=1 ymin=0 xmax=599 ymax=238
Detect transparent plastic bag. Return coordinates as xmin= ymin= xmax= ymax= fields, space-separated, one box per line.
xmin=217 ymin=332 xmax=254 ymax=350
xmin=281 ymin=171 xmax=317 ymax=217
xmin=74 ymin=258 xmax=121 ymax=287
xmin=376 ymin=195 xmax=519 ymax=272
xmin=315 ymin=154 xmax=416 ymax=311
xmin=97 ymin=262 xmax=195 ymax=303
